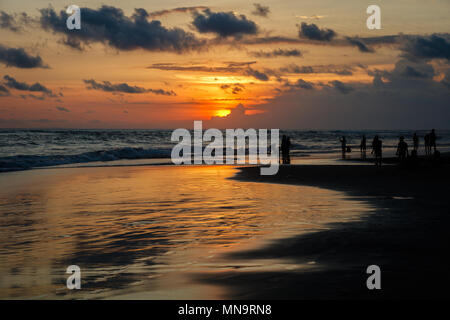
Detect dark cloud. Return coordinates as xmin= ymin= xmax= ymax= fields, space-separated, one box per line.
xmin=206 ymin=59 xmax=450 ymax=130
xmin=56 ymin=106 xmax=70 ymax=112
xmin=369 ymin=60 xmax=435 ymax=82
xmin=285 ymin=79 xmax=315 ymax=90
xmin=3 ymin=75 xmax=53 ymax=95
xmin=329 ymin=80 xmax=354 ymax=94
xmin=0 ymin=11 xmax=19 ymax=32
xmin=244 ymin=68 xmax=269 ymax=81
xmin=39 ymin=6 xmax=203 ymax=53
xmin=346 ymin=37 xmax=374 ymax=53
xmin=83 ymin=79 xmax=176 ymax=96
xmin=192 ymin=9 xmax=258 ymax=38
xmin=252 ymin=4 xmax=270 ymax=17
xmin=148 ymin=6 xmax=209 ymax=18
xmin=0 ymin=45 xmax=47 ymax=68
xmin=0 ymin=11 xmax=33 ymax=32
xmin=400 ymin=34 xmax=450 ymax=61
xmin=280 ymin=64 xmax=354 ymax=76
xmin=298 ymin=23 xmax=336 ymax=41
xmin=250 ymin=48 xmax=302 ymax=58
xmin=148 ymin=62 xmax=257 ymax=75
xmin=220 ymin=83 xmax=245 ymax=94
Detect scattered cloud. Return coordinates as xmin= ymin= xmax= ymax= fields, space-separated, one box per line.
xmin=328 ymin=80 xmax=354 ymax=94
xmin=148 ymin=62 xmax=257 ymax=75
xmin=220 ymin=83 xmax=245 ymax=94
xmin=369 ymin=59 xmax=436 ymax=82
xmin=280 ymin=64 xmax=355 ymax=76
xmin=3 ymin=75 xmax=53 ymax=95
xmin=0 ymin=11 xmax=33 ymax=32
xmin=284 ymin=78 xmax=315 ymax=90
xmin=148 ymin=6 xmax=209 ymax=18
xmin=298 ymin=22 xmax=336 ymax=41
xmin=56 ymin=106 xmax=70 ymax=112
xmin=244 ymin=68 xmax=269 ymax=81
xmin=250 ymin=48 xmax=302 ymax=58
xmin=252 ymin=4 xmax=270 ymax=18
xmin=346 ymin=37 xmax=374 ymax=53
xmin=400 ymin=34 xmax=450 ymax=61
xmin=83 ymin=79 xmax=176 ymax=96
xmin=192 ymin=9 xmax=258 ymax=38
xmin=0 ymin=44 xmax=47 ymax=68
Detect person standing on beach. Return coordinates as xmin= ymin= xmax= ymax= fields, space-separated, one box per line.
xmin=372 ymin=135 xmax=382 ymax=166
xmin=413 ymin=132 xmax=419 ymax=152
xmin=281 ymin=135 xmax=287 ymax=164
xmin=340 ymin=136 xmax=347 ymax=159
xmin=281 ymin=135 xmax=291 ymax=164
xmin=430 ymin=129 xmax=437 ymax=153
xmin=360 ymin=135 xmax=367 ymax=159
xmin=396 ymin=136 xmax=409 ymax=162
xmin=286 ymin=137 xmax=291 ymax=164
xmin=424 ymin=134 xmax=430 ymax=156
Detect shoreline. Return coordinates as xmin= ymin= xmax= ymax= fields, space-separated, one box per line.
xmin=193 ymin=161 xmax=450 ymax=299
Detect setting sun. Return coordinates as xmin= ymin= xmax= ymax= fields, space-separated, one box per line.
xmin=215 ymin=109 xmax=231 ymax=117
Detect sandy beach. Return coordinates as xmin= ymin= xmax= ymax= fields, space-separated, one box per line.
xmin=195 ymin=160 xmax=450 ymax=299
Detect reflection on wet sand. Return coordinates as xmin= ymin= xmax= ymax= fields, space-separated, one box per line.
xmin=0 ymin=165 xmax=373 ymax=299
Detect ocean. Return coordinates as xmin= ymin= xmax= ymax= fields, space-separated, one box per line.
xmin=1 ymin=129 xmax=449 ymax=172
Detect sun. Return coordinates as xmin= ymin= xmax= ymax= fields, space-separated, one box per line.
xmin=215 ymin=109 xmax=231 ymax=117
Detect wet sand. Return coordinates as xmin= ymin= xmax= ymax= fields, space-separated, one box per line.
xmin=195 ymin=160 xmax=450 ymax=299
xmin=0 ymin=165 xmax=373 ymax=299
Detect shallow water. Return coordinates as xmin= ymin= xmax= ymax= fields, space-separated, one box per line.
xmin=0 ymin=165 xmax=373 ymax=299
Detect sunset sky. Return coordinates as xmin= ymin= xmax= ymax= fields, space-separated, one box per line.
xmin=0 ymin=0 xmax=449 ymax=129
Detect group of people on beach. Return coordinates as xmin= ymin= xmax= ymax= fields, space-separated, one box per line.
xmin=340 ymin=129 xmax=438 ymax=166
xmin=280 ymin=130 xmax=438 ymax=166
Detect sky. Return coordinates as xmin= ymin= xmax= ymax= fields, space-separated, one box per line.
xmin=0 ymin=0 xmax=449 ymax=129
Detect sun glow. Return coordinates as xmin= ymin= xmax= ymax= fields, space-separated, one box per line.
xmin=215 ymin=109 xmax=231 ymax=117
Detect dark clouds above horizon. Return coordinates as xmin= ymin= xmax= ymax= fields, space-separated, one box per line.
xmin=250 ymin=48 xmax=302 ymax=58
xmin=39 ymin=6 xmax=204 ymax=52
xmin=83 ymin=79 xmax=176 ymax=96
xmin=3 ymin=75 xmax=52 ymax=95
xmin=0 ymin=45 xmax=47 ymax=68
xmin=298 ymin=23 xmax=336 ymax=42
xmin=192 ymin=9 xmax=258 ymax=38
xmin=400 ymin=34 xmax=450 ymax=61
xmin=208 ymin=58 xmax=450 ymax=129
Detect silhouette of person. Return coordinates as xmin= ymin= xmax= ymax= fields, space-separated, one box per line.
xmin=371 ymin=135 xmax=382 ymax=167
xmin=396 ymin=136 xmax=409 ymax=162
xmin=430 ymin=129 xmax=437 ymax=153
xmin=281 ymin=135 xmax=291 ymax=164
xmin=286 ymin=137 xmax=291 ymax=164
xmin=360 ymin=135 xmax=367 ymax=159
xmin=424 ymin=134 xmax=430 ymax=156
xmin=281 ymin=135 xmax=287 ymax=164
xmin=340 ymin=136 xmax=347 ymax=159
xmin=413 ymin=132 xmax=419 ymax=152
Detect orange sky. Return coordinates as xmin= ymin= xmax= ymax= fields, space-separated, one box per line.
xmin=0 ymin=0 xmax=449 ymax=128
